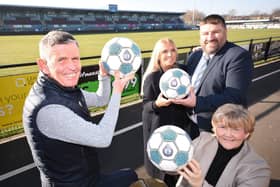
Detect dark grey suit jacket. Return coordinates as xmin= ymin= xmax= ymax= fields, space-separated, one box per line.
xmin=186 ymin=41 xmax=253 ymax=131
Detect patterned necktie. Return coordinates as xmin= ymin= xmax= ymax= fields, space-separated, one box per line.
xmin=191 ymin=55 xmax=210 ymax=93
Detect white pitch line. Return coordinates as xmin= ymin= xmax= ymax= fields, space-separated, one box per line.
xmin=252 ymin=68 xmax=280 ymax=82
xmin=0 ymin=163 xmax=35 ymax=181
xmin=114 ymin=122 xmax=142 ymax=136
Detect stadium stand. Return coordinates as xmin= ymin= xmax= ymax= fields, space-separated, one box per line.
xmin=0 ymin=5 xmax=192 ymax=34
xmin=226 ymin=19 xmax=280 ymax=29
xmin=1 ymin=5 xmax=279 ymax=34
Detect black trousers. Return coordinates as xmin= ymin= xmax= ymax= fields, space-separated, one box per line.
xmin=164 ymin=174 xmax=179 ymax=187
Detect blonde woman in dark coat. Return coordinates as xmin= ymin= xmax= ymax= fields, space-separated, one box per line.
xmin=142 ymin=38 xmax=190 ymax=187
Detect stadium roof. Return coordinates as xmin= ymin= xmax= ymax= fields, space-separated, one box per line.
xmin=0 ymin=4 xmax=185 ymax=15
xmin=226 ymin=19 xmax=270 ymax=24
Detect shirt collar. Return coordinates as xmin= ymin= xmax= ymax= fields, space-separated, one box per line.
xmin=203 ymin=52 xmax=215 ymax=59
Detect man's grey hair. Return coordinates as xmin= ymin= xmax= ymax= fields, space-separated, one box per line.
xmin=39 ymin=30 xmax=79 ymax=60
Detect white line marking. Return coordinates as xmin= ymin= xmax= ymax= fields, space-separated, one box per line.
xmin=252 ymin=69 xmax=280 ymax=82
xmin=0 ymin=163 xmax=35 ymax=181
xmin=114 ymin=122 xmax=142 ymax=136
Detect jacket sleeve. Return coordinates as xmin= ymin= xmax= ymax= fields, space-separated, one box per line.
xmin=37 ymin=93 xmax=122 ymax=148
xmin=82 ymin=74 xmax=111 ymax=107
xmin=235 ymin=157 xmax=271 ymax=187
xmin=142 ymin=73 xmax=161 ymax=113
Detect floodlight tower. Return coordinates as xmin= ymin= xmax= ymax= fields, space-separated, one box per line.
xmin=192 ymin=0 xmax=195 ymax=24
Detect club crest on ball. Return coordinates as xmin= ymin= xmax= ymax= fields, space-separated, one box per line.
xmin=147 ymin=125 xmax=193 ymax=172
xmin=101 ymin=37 xmax=142 ymax=77
xmin=159 ymin=68 xmax=191 ymax=99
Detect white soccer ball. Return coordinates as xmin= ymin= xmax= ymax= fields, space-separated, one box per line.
xmin=159 ymin=68 xmax=191 ymax=99
xmin=101 ymin=37 xmax=142 ymax=77
xmin=146 ymin=125 xmax=193 ymax=173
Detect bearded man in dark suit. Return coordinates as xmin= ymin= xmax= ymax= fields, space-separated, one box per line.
xmin=172 ymin=14 xmax=253 ymax=139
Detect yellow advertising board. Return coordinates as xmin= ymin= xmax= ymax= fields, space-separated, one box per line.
xmin=0 ymin=65 xmax=141 ymax=137
xmin=0 ymin=73 xmax=38 ymax=131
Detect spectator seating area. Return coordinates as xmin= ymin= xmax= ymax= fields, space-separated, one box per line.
xmin=0 ymin=5 xmax=197 ymax=33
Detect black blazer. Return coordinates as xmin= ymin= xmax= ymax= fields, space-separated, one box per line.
xmin=186 ymin=41 xmax=253 ymax=131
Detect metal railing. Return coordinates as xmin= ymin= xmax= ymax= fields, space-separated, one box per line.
xmin=1 ymin=36 xmax=279 ymax=69
xmin=0 ymin=36 xmax=279 ymax=139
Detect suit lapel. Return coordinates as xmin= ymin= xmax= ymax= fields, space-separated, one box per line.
xmin=193 ymin=133 xmax=218 ymax=178
xmin=196 ymin=55 xmax=217 ymax=93
xmin=195 ymin=42 xmax=229 ymax=93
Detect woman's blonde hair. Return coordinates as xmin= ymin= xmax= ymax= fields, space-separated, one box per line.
xmin=211 ymin=103 xmax=255 ymax=138
xmin=141 ymin=38 xmax=177 ymax=96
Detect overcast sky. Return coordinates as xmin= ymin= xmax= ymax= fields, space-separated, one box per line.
xmin=0 ymin=0 xmax=279 ymax=15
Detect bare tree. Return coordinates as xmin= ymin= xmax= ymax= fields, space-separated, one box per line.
xmin=272 ymin=8 xmax=280 ymax=17
xmin=228 ymin=9 xmax=237 ymax=18
xmin=182 ymin=10 xmax=205 ymax=25
xmin=182 ymin=10 xmax=193 ymax=24
xmin=250 ymin=10 xmax=261 ymax=16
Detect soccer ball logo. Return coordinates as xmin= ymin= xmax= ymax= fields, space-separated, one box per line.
xmin=101 ymin=37 xmax=142 ymax=77
xmin=147 ymin=125 xmax=193 ymax=172
xmin=159 ymin=68 xmax=191 ymax=99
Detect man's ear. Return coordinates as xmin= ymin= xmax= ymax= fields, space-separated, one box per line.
xmin=37 ymin=58 xmax=50 ymax=75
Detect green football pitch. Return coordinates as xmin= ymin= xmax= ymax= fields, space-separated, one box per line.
xmin=0 ymin=29 xmax=279 ymax=68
